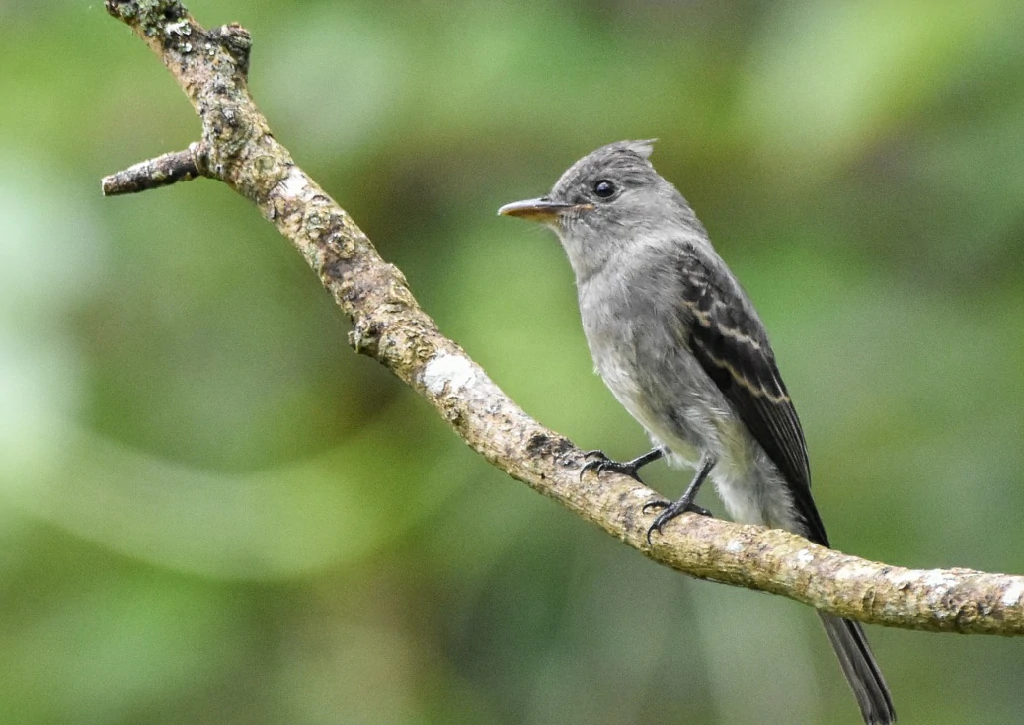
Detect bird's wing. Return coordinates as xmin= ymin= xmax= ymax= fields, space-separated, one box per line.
xmin=676 ymin=248 xmax=829 ymax=546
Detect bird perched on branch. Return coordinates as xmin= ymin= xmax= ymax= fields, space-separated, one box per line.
xmin=499 ymin=140 xmax=895 ymax=725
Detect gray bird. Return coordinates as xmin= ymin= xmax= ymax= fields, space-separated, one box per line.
xmin=498 ymin=140 xmax=896 ymax=725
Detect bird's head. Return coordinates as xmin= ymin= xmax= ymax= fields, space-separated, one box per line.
xmin=499 ymin=140 xmax=701 ymax=281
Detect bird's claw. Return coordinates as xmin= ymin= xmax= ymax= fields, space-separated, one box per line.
xmin=644 ymin=499 xmax=712 ymax=545
xmin=579 ymin=449 xmax=646 ymax=482
xmin=641 ymin=498 xmax=671 ymax=514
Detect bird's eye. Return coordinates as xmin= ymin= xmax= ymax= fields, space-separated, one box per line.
xmin=592 ymin=179 xmax=617 ymax=199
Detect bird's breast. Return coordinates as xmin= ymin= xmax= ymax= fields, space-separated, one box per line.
xmin=578 ymin=272 xmax=744 ymax=466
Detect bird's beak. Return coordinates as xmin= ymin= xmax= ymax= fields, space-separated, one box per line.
xmin=497 ymin=197 xmax=582 ymax=223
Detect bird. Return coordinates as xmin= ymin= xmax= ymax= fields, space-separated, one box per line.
xmin=498 ymin=140 xmax=896 ymax=724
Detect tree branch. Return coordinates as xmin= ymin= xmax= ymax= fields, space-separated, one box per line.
xmin=103 ymin=144 xmax=201 ymax=195
xmin=100 ymin=0 xmax=1024 ymax=636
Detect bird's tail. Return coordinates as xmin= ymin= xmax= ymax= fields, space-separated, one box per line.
xmin=818 ymin=612 xmax=896 ymax=724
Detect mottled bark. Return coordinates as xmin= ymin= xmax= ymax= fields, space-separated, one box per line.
xmin=100 ymin=0 xmax=1024 ymax=636
xmin=103 ymin=145 xmax=200 ymax=195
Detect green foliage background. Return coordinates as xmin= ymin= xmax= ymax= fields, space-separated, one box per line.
xmin=2 ymin=1 xmax=1023 ymax=723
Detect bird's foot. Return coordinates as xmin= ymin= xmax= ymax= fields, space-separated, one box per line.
xmin=580 ymin=448 xmax=662 ymax=482
xmin=642 ymin=497 xmax=712 ymax=545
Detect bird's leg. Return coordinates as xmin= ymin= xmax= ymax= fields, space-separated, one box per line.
xmin=580 ymin=447 xmax=664 ymax=482
xmin=643 ymin=452 xmax=716 ymax=544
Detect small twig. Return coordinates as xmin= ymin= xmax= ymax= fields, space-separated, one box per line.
xmin=100 ymin=0 xmax=1024 ymax=636
xmin=102 ymin=144 xmax=202 ymax=196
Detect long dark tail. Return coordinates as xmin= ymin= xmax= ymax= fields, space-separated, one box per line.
xmin=819 ymin=613 xmax=897 ymax=724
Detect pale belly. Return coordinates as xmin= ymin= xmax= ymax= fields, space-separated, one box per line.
xmin=589 ymin=335 xmax=800 ymax=533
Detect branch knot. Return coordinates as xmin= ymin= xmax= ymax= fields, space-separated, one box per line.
xmin=105 ymin=0 xmax=187 ymax=34
xmin=209 ymin=23 xmax=252 ymax=77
